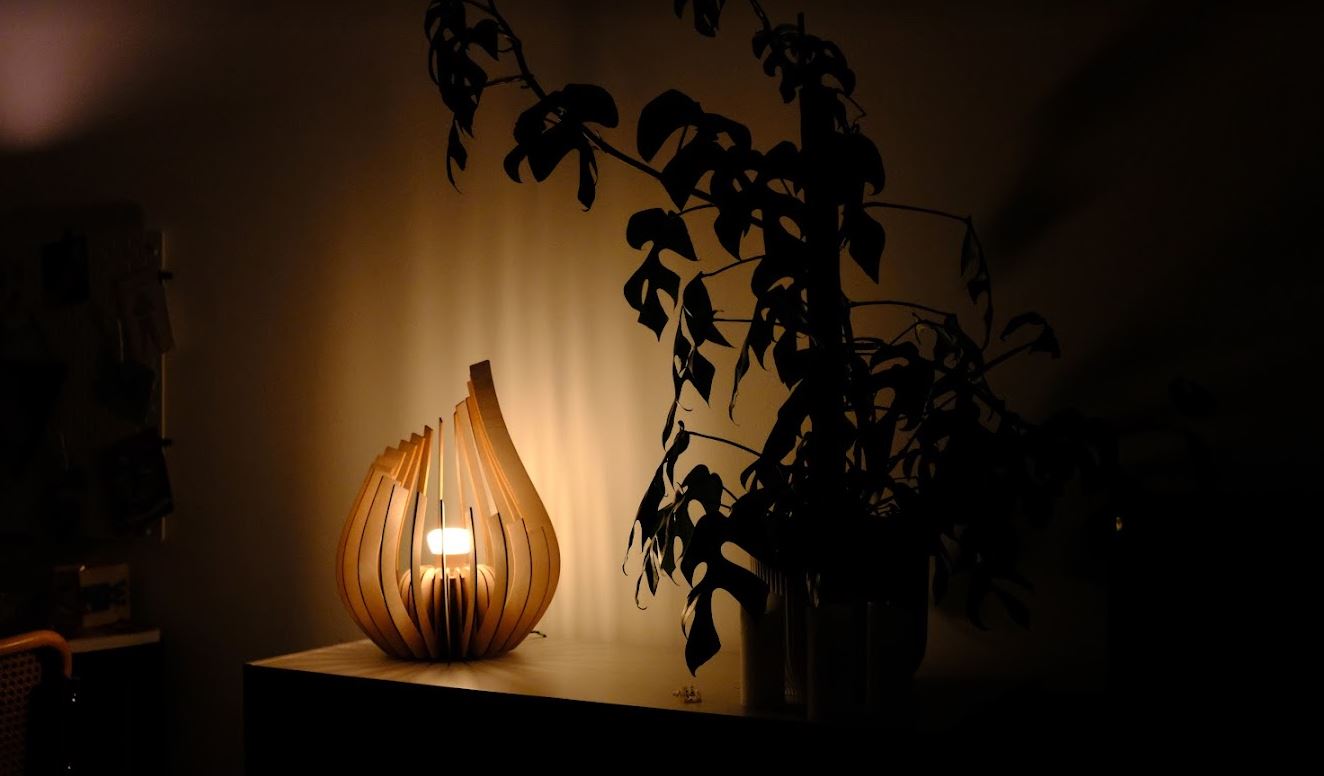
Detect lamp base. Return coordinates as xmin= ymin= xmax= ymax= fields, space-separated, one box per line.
xmin=397 ymin=565 xmax=495 ymax=659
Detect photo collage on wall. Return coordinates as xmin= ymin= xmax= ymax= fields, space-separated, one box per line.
xmin=1 ymin=204 xmax=173 ymax=541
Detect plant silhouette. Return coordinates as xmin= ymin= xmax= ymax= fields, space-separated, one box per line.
xmin=426 ymin=0 xmax=1116 ymax=674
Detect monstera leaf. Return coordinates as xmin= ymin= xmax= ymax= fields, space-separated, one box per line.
xmin=426 ymin=2 xmax=503 ymax=184
xmin=623 ymin=251 xmax=681 ymax=339
xmin=753 ymin=23 xmax=856 ymax=104
xmin=1001 ymin=312 xmax=1061 ymax=358
xmin=623 ymin=208 xmax=696 ymax=339
xmin=504 ymin=84 xmax=619 ymax=208
xmin=673 ymin=0 xmax=727 ymax=37
xmin=681 ymin=278 xmax=730 ymax=349
xmin=626 ymin=208 xmax=698 ymax=261
xmin=679 ymin=508 xmax=765 ymax=673
xmin=637 ymin=90 xmax=751 ymax=209
xmin=844 ymin=207 xmax=885 ymax=282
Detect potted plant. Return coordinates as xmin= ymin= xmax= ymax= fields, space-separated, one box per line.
xmin=424 ymin=0 xmax=1114 ymax=717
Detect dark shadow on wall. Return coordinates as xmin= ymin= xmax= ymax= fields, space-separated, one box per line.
xmin=986 ymin=1 xmax=1215 ymax=259
xmin=982 ymin=5 xmax=1322 ymax=732
xmin=1045 ymin=162 xmax=1324 ymax=739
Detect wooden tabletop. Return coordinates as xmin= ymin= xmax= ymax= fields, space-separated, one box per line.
xmin=69 ymin=625 xmax=161 ymax=655
xmin=248 ymin=632 xmax=1092 ymax=736
xmin=249 ymin=636 xmax=753 ymax=717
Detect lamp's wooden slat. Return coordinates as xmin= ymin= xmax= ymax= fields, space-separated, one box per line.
xmin=464 ymin=391 xmax=531 ymax=656
xmin=465 ymin=461 xmax=498 ymax=657
xmin=356 ymin=478 xmax=412 ymax=657
xmin=454 ymin=398 xmax=505 ymax=657
xmin=410 ymin=425 xmax=438 ymax=657
xmin=379 ymin=440 xmax=428 ymax=658
xmin=335 ymin=469 xmax=376 ymax=611
xmin=527 ymin=524 xmax=561 ymax=636
xmin=501 ymin=527 xmax=552 ymax=654
xmin=456 ymin=480 xmax=479 ymax=657
xmin=467 ymin=363 xmax=560 ymax=638
xmin=467 ymin=395 xmax=531 ymax=655
xmin=341 ymin=471 xmax=396 ymax=654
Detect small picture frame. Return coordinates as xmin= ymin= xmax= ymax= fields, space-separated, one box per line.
xmin=51 ymin=563 xmax=131 ymax=631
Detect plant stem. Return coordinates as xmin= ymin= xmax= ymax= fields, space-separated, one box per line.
xmin=484 ymin=74 xmax=526 ymax=87
xmin=687 ymin=430 xmax=761 ymax=458
xmin=800 ymin=66 xmax=850 ymax=579
xmin=964 ymin=218 xmax=995 ymax=350
xmin=851 ymin=299 xmax=952 ymax=318
xmin=483 ymin=0 xmax=547 ymax=100
xmin=700 ymin=254 xmax=763 ymax=279
xmin=583 ymin=127 xmax=705 ymax=197
xmin=981 ymin=343 xmax=1031 ymax=373
xmin=585 ymin=128 xmax=770 ymax=228
xmin=863 ymin=201 xmax=996 ymax=348
xmin=889 ymin=320 xmax=924 ymax=345
xmin=862 ymin=201 xmax=967 ymax=224
xmin=747 ymin=0 xmax=773 ymax=31
xmin=835 ymin=89 xmax=867 ymax=123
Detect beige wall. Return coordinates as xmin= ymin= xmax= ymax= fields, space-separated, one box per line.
xmin=3 ymin=0 xmax=1320 ymax=770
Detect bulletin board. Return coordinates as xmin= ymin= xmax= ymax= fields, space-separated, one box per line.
xmin=0 ymin=203 xmax=173 ymax=542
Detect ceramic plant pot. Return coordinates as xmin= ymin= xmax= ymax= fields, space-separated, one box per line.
xmin=739 ymin=562 xmax=807 ymax=710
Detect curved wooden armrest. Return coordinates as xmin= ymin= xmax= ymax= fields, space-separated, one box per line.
xmin=0 ymin=630 xmax=73 ymax=678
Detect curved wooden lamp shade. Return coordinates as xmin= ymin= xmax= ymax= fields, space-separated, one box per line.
xmin=335 ymin=361 xmax=559 ymax=660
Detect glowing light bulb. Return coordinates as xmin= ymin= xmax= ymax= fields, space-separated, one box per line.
xmin=426 ymin=527 xmax=472 ymax=556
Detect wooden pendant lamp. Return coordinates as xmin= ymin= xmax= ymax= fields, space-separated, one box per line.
xmin=334 ymin=361 xmax=559 ymax=660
